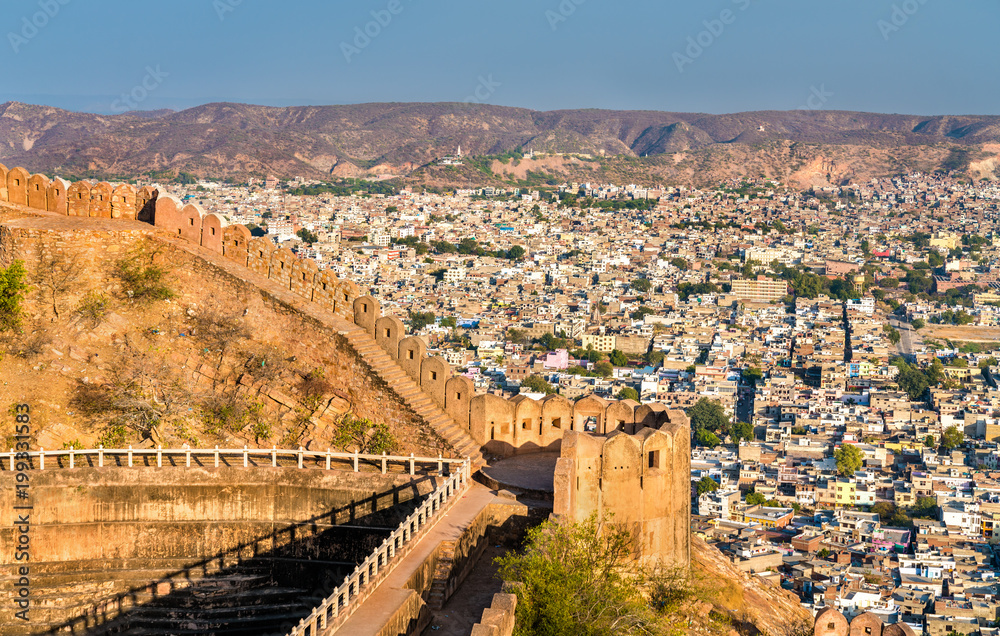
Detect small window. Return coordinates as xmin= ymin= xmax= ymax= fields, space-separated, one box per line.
xmin=430 ymin=371 xmax=438 ymax=381
xmin=384 ymin=329 xmax=391 ymax=338
xmin=14 ymin=179 xmax=20 ymax=186
xmin=322 ymin=283 xmax=328 ymax=291
xmin=211 ymin=228 xmax=216 ymax=236
xmin=34 ymin=184 xmax=39 ymax=191
xmin=552 ymin=417 xmax=562 ymax=429
xmin=408 ymin=350 xmax=415 ymax=360
xmin=455 ymin=392 xmax=462 ymax=401
xmin=343 ymin=293 xmax=349 ymax=301
xmin=522 ymin=420 xmax=530 ymax=430
xmin=188 ymin=218 xmax=194 ymax=226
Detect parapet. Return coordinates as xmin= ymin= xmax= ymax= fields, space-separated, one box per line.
xmin=552 ymin=420 xmax=692 ymax=566
xmin=813 ymin=608 xmax=915 ymax=636
xmin=0 ymin=164 xmax=358 ymax=322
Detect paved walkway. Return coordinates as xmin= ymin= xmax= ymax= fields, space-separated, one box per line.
xmin=480 ymin=453 xmax=558 ymax=493
xmin=336 ymin=483 xmax=498 ymax=636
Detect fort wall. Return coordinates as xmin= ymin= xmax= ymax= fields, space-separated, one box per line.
xmin=0 ymin=466 xmax=442 ymax=632
xmin=0 ymin=165 xmax=691 ymax=462
xmin=552 ymin=417 xmax=692 ymax=567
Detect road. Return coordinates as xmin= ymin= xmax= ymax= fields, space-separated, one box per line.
xmin=888 ymin=317 xmax=921 ymax=361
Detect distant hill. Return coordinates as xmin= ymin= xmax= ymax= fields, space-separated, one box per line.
xmin=2 ymin=101 xmax=999 ymax=187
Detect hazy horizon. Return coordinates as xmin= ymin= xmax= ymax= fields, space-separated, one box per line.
xmin=1 ymin=0 xmax=997 ymax=116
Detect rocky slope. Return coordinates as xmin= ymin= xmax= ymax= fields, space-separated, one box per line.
xmin=1 ymin=101 xmax=999 ymax=187
xmin=688 ymin=535 xmax=813 ymax=636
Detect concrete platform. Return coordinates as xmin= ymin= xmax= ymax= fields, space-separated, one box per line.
xmin=336 ymin=484 xmax=499 ymax=636
xmin=478 ymin=452 xmax=558 ymax=496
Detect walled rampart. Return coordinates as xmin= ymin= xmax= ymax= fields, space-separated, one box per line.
xmin=813 ymin=608 xmax=916 ymax=636
xmin=553 ymin=418 xmax=692 ymax=567
xmin=0 ymin=465 xmax=445 ymax=634
xmin=0 ymin=164 xmax=690 ymax=462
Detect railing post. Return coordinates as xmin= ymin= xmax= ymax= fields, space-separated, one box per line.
xmin=243 ymin=445 xmax=248 ymax=468
xmin=437 ymin=453 xmax=443 ymax=475
xmin=8 ymin=449 xmax=13 ymax=471
xmin=156 ymin=445 xmax=162 ymax=468
xmin=39 ymin=448 xmax=45 ymax=470
xmin=382 ymin=452 xmax=387 ymax=474
xmin=98 ymin=445 xmax=104 ymax=468
xmin=297 ymin=447 xmax=304 ymax=469
xmin=69 ymin=449 xmax=75 ymax=469
xmin=409 ymin=453 xmax=415 ymax=476
xmin=127 ymin=445 xmax=133 ymax=468
xmin=353 ymin=451 xmax=359 ymax=472
xmin=185 ymin=445 xmax=191 ymax=468
xmin=272 ymin=446 xmax=277 ymax=467
xmin=214 ymin=445 xmax=220 ymax=468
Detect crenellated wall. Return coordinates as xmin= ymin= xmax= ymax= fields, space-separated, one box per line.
xmin=0 ymin=164 xmax=360 ymax=322
xmin=1 ymin=163 xmax=690 ymax=463
xmin=813 ymin=608 xmax=916 ymax=636
xmin=552 ymin=418 xmax=692 ymax=566
xmin=352 ymin=293 xmax=683 ymax=458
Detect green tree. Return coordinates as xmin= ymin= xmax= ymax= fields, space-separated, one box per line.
xmin=616 ymin=387 xmax=639 ymax=401
xmin=630 ymin=306 xmax=655 ymax=320
xmin=911 ymin=318 xmax=925 ymax=330
xmin=885 ymin=326 xmax=901 ymax=345
xmin=696 ymin=476 xmax=719 ymax=496
xmin=687 ymin=398 xmax=730 ymax=434
xmin=408 ymin=310 xmax=436 ymax=331
xmin=522 ymin=374 xmax=558 ymax=395
xmin=694 ymin=428 xmax=721 ymax=448
xmin=835 ymin=444 xmax=863 ymax=477
xmin=729 ymin=421 xmax=754 ymax=444
xmin=746 ymin=491 xmax=766 ymax=506
xmin=498 ymin=515 xmax=662 ymax=636
xmin=0 ymin=260 xmax=29 ymax=331
xmin=609 ymin=349 xmax=628 ymax=367
xmin=506 ymin=245 xmax=526 ymax=260
xmin=669 ymin=257 xmax=688 ymax=270
xmin=644 ymin=350 xmax=665 ymax=367
xmin=631 ymin=278 xmax=652 ymax=293
xmin=742 ymin=367 xmax=763 ymax=385
xmin=296 ymin=228 xmax=319 ymax=244
xmin=940 ymin=425 xmax=964 ymax=451
xmin=593 ymin=361 xmax=614 ymax=378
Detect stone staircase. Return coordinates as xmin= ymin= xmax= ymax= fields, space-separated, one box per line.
xmin=342 ymin=326 xmax=485 ymax=469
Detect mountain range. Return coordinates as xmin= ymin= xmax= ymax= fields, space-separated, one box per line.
xmin=2 ymin=101 xmax=999 ymax=187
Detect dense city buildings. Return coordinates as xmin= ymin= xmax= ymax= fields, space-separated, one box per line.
xmin=159 ymin=168 xmax=1000 ymax=633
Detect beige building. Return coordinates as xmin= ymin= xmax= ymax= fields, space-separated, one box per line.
xmin=731 ymin=276 xmax=788 ymax=302
xmin=581 ymin=333 xmax=616 ymax=353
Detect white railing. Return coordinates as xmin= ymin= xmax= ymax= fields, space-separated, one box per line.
xmin=3 ymin=445 xmax=466 ymax=475
xmin=287 ymin=458 xmax=472 ymax=636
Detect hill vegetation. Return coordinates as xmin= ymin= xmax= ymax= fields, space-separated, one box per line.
xmin=2 ymin=101 xmax=1000 ymax=188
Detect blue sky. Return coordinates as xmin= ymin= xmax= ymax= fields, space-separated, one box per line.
xmin=1 ymin=0 xmax=996 ymax=115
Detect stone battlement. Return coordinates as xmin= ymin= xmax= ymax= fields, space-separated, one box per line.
xmin=554 ymin=418 xmax=691 ymax=566
xmin=0 ymin=164 xmax=686 ymax=466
